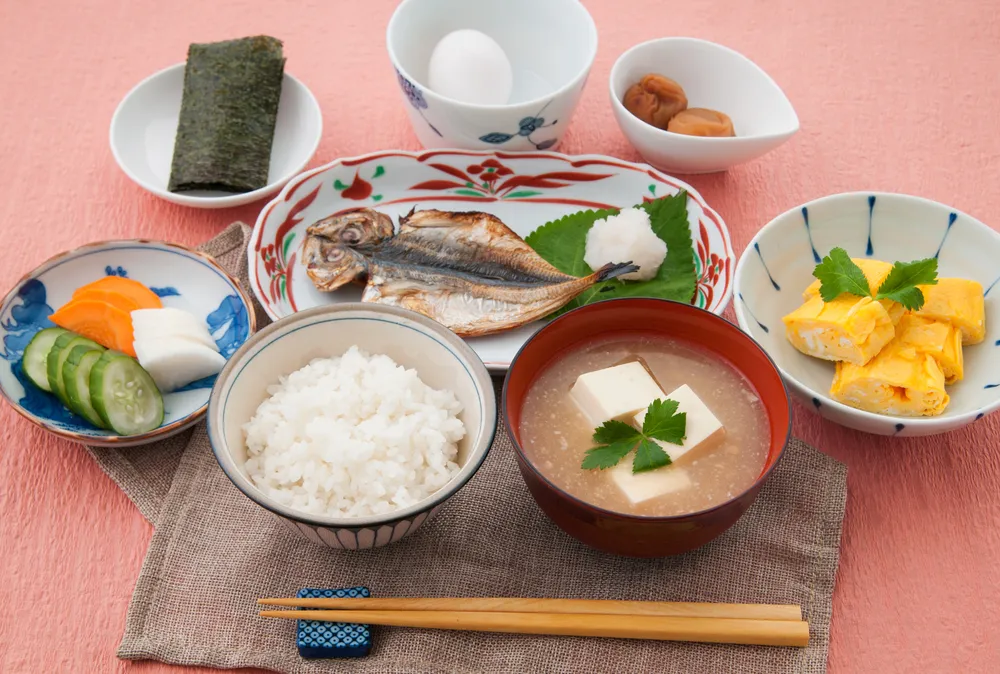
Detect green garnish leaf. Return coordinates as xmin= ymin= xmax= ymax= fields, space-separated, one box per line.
xmin=593 ymin=419 xmax=639 ymax=445
xmin=878 ymin=286 xmax=925 ymax=310
xmin=526 ymin=207 xmax=608 ymax=279
xmin=580 ymin=398 xmax=686 ymax=473
xmin=875 ymin=257 xmax=938 ymax=310
xmin=524 ymin=192 xmax=697 ymax=317
xmin=642 ymin=399 xmax=686 ymax=446
xmin=813 ymin=247 xmax=871 ymax=302
xmin=810 ymin=248 xmax=939 ymax=310
xmin=581 ymin=438 xmax=637 ymax=470
xmin=632 ymin=438 xmax=672 ymax=474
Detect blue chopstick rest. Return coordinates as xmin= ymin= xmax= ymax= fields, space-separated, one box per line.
xmin=296 ymin=586 xmax=372 ymax=659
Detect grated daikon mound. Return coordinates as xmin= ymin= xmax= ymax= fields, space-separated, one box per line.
xmin=583 ymin=207 xmax=667 ymax=281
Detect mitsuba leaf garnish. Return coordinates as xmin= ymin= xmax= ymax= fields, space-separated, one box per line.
xmin=524 ymin=192 xmax=696 ymax=317
xmin=813 ymin=248 xmax=872 ymax=302
xmin=581 ymin=399 xmax=687 ymax=474
xmin=813 ymin=247 xmax=938 ymax=311
xmin=874 ymin=257 xmax=939 ymax=310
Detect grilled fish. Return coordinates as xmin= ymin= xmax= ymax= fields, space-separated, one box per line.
xmin=302 ymin=208 xmax=637 ymax=336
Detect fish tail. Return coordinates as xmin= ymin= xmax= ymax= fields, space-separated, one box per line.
xmin=594 ymin=261 xmax=640 ymax=282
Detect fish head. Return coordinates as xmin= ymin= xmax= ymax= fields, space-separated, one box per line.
xmin=306 ymin=208 xmax=394 ymax=247
xmin=303 ymin=209 xmax=394 ymax=290
xmin=302 ymin=232 xmax=369 ymax=291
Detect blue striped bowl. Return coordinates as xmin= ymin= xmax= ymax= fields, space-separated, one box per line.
xmin=734 ymin=192 xmax=1000 ymax=436
xmin=0 ymin=240 xmax=255 ymax=447
xmin=207 ymin=303 xmax=497 ymax=549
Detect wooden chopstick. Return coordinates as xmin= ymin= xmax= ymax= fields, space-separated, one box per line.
xmin=257 ymin=597 xmax=802 ymax=621
xmin=258 ymin=609 xmax=810 ymax=647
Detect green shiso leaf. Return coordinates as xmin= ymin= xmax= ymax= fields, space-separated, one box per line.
xmin=524 ymin=192 xmax=696 ymax=317
xmin=524 ymin=208 xmax=616 ymax=278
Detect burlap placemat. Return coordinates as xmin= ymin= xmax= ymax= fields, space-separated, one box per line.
xmin=87 ymin=223 xmax=848 ymax=674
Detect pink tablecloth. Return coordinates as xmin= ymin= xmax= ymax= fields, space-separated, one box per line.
xmin=2 ymin=1 xmax=999 ymax=672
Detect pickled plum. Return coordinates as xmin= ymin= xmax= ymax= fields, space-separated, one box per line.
xmin=667 ymin=108 xmax=736 ymax=137
xmin=622 ymin=74 xmax=688 ymax=130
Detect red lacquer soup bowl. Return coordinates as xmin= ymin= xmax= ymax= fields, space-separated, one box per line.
xmin=502 ymin=298 xmax=791 ymax=557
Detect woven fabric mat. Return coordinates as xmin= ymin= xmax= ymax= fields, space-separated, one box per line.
xmin=86 ymin=223 xmax=848 ymax=674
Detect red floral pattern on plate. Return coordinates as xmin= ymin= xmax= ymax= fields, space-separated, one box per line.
xmin=250 ymin=150 xmax=734 ymax=345
xmin=408 ymin=158 xmax=612 ymax=200
xmin=255 ymin=184 xmax=320 ymax=309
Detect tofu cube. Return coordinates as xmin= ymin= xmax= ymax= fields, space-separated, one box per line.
xmin=782 ymin=295 xmax=896 ymax=366
xmin=609 ymin=460 xmax=692 ymax=505
xmin=569 ymin=361 xmax=664 ymax=427
xmin=912 ymin=278 xmax=985 ymax=344
xmin=633 ymin=384 xmax=724 ymax=464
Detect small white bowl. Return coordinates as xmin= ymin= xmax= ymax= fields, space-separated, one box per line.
xmin=208 ymin=303 xmax=497 ymax=549
xmin=734 ymin=192 xmax=1000 ymax=436
xmin=110 ymin=63 xmax=322 ymax=209
xmin=609 ymin=38 xmax=799 ymax=174
xmin=386 ymin=0 xmax=597 ymax=151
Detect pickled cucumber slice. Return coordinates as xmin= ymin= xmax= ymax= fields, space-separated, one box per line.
xmin=22 ymin=327 xmax=68 ymax=391
xmin=89 ymin=351 xmax=164 ymax=435
xmin=62 ymin=346 xmax=107 ymax=428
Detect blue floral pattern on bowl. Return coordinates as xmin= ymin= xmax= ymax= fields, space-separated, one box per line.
xmin=1 ymin=280 xmax=81 ymax=428
xmin=479 ymin=102 xmax=559 ymax=150
xmin=0 ymin=241 xmax=255 ymax=446
xmin=395 ymin=70 xmax=442 ymax=137
xmin=104 ymin=264 xmax=181 ymax=297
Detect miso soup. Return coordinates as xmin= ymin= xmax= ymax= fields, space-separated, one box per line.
xmin=518 ymin=335 xmax=770 ymax=517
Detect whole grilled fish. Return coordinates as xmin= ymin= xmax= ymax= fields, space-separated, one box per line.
xmin=302 ymin=208 xmax=637 ymax=337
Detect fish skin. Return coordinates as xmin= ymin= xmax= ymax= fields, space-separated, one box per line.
xmin=303 ymin=208 xmax=638 ymax=336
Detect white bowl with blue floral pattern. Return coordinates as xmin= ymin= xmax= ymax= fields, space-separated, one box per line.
xmin=0 ymin=240 xmax=256 ymax=447
xmin=386 ymin=0 xmax=597 ymax=151
xmin=734 ymin=192 xmax=1000 ymax=436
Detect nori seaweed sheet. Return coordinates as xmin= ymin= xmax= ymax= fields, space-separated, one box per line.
xmin=168 ymin=36 xmax=285 ymax=194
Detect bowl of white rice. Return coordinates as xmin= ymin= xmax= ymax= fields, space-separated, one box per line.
xmin=207 ymin=303 xmax=496 ymax=550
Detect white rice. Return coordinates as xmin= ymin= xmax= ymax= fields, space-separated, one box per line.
xmin=243 ymin=346 xmax=466 ymax=518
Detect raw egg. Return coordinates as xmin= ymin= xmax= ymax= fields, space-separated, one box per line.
xmin=428 ymin=29 xmax=513 ymax=106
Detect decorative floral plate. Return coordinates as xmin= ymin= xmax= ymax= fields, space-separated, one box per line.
xmin=0 ymin=241 xmax=256 ymax=447
xmin=249 ymin=150 xmax=733 ymax=370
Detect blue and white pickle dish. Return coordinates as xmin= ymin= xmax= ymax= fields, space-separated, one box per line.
xmin=734 ymin=192 xmax=1000 ymax=436
xmin=0 ymin=240 xmax=255 ymax=447
xmin=207 ymin=303 xmax=497 ymax=550
xmin=386 ymin=0 xmax=597 ymax=151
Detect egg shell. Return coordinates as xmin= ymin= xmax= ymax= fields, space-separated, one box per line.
xmin=427 ymin=29 xmax=513 ymax=106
